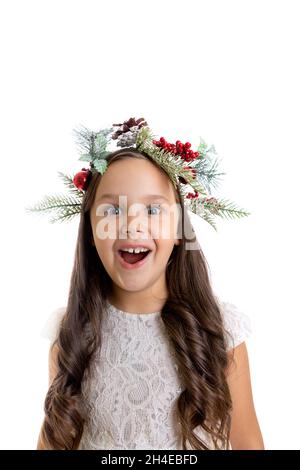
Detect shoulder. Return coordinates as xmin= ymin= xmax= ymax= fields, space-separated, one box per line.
xmin=40 ymin=306 xmax=66 ymax=345
xmin=215 ymin=296 xmax=253 ymax=351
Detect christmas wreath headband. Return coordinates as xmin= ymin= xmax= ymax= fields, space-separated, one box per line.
xmin=26 ymin=117 xmax=250 ymax=231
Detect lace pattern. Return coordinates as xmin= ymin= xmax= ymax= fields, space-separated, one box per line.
xmin=41 ymin=298 xmax=252 ymax=449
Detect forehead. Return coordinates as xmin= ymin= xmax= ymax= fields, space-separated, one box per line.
xmin=94 ymin=157 xmax=177 ymax=203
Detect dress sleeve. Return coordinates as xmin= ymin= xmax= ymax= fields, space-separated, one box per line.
xmin=216 ymin=298 xmax=253 ymax=351
xmin=40 ymin=307 xmax=66 ymax=345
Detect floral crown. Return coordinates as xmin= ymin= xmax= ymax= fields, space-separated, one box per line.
xmin=27 ymin=117 xmax=250 ymax=231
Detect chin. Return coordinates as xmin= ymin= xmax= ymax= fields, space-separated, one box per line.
xmin=112 ymin=276 xmax=152 ymax=292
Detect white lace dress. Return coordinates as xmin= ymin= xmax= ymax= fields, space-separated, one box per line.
xmin=41 ymin=298 xmax=252 ymax=450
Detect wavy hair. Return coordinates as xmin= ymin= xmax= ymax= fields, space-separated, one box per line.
xmin=38 ymin=148 xmax=235 ymax=450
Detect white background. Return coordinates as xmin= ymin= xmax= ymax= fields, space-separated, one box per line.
xmin=0 ymin=0 xmax=299 ymax=450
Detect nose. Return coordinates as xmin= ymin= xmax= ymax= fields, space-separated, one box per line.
xmin=119 ymin=208 xmax=148 ymax=238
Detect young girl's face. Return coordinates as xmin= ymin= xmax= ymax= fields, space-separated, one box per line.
xmin=90 ymin=157 xmax=180 ymax=297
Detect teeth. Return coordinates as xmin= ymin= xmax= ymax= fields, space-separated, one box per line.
xmin=121 ymin=247 xmax=150 ymax=254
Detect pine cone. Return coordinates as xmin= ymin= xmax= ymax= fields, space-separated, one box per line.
xmin=111 ymin=117 xmax=148 ymax=145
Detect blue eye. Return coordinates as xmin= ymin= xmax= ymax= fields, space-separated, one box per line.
xmin=148 ymin=205 xmax=161 ymax=215
xmin=103 ymin=205 xmax=121 ymax=216
xmin=102 ymin=205 xmax=161 ymax=216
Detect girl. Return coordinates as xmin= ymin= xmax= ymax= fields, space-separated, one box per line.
xmin=36 ymin=133 xmax=264 ymax=450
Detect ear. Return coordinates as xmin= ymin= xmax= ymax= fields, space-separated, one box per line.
xmin=174 ymin=238 xmax=181 ymax=246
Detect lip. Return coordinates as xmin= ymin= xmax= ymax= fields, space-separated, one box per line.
xmin=116 ymin=249 xmax=153 ymax=270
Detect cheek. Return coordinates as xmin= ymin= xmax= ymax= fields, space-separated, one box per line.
xmin=94 ymin=238 xmax=114 ymax=267
xmin=156 ymin=239 xmax=176 ymax=264
xmin=149 ymin=212 xmax=179 ymax=240
xmin=94 ymin=215 xmax=119 ymax=240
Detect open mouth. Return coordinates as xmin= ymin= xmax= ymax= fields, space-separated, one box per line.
xmin=118 ymin=249 xmax=151 ymax=265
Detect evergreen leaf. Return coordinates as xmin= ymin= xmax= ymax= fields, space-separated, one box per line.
xmin=78 ymin=154 xmax=92 ymax=162
xmin=192 ymin=142 xmax=226 ymax=193
xmin=200 ymin=211 xmax=218 ymax=231
xmin=209 ymin=198 xmax=251 ymax=220
xmin=57 ymin=171 xmax=85 ymax=198
xmin=94 ymin=133 xmax=107 ymax=155
xmin=72 ymin=125 xmax=95 ymax=154
xmin=25 ymin=193 xmax=82 ymax=223
xmin=93 ymin=159 xmax=108 ymax=174
xmin=136 ymin=126 xmax=207 ymax=194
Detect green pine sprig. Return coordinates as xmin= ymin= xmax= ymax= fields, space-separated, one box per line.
xmin=190 ymin=137 xmax=226 ymax=194
xmin=26 ymin=193 xmax=82 ymax=223
xmin=136 ymin=126 xmax=207 ymax=195
xmin=210 ymin=198 xmax=251 ymax=220
xmin=186 ymin=196 xmax=250 ymax=231
xmin=72 ymin=125 xmax=96 ymax=155
xmin=57 ymin=171 xmax=85 ymax=198
xmin=73 ymin=125 xmax=111 ymax=174
xmin=200 ymin=211 xmax=218 ymax=231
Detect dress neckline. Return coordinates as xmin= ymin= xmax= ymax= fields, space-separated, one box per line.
xmin=106 ymin=299 xmax=162 ymax=319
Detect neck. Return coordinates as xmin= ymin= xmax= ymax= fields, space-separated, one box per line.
xmin=108 ymin=286 xmax=168 ymax=314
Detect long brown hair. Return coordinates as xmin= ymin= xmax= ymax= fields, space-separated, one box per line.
xmin=38 ymin=148 xmax=234 ymax=450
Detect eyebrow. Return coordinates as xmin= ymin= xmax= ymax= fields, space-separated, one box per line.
xmin=96 ymin=194 xmax=170 ymax=203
